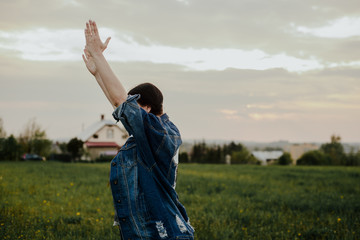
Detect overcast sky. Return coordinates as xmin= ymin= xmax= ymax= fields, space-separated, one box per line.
xmin=1 ymin=0 xmax=359 ymax=143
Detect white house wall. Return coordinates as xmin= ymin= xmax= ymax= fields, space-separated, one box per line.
xmin=87 ymin=125 xmax=127 ymax=146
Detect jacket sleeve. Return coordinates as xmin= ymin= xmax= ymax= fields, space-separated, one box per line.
xmin=112 ymin=94 xmax=157 ymax=169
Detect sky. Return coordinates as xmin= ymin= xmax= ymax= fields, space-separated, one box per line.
xmin=0 ymin=0 xmax=359 ymax=143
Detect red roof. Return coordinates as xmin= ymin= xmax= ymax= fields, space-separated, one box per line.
xmin=85 ymin=142 xmax=120 ymax=148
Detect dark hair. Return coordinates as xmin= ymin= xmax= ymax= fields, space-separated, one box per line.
xmin=128 ymin=83 xmax=163 ymax=115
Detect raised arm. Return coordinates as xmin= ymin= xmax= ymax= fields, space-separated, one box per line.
xmin=82 ymin=48 xmax=114 ymax=104
xmin=84 ymin=20 xmax=127 ymax=108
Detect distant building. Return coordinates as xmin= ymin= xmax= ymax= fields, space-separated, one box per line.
xmin=78 ymin=115 xmax=127 ymax=160
xmin=251 ymin=151 xmax=283 ymax=165
xmin=225 ymin=154 xmax=231 ymax=165
xmin=284 ymin=143 xmax=319 ymax=164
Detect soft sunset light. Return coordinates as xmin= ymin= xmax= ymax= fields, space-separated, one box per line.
xmin=0 ymin=0 xmax=359 ymax=142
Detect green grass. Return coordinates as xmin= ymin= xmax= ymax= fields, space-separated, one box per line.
xmin=1 ymin=162 xmax=360 ymax=240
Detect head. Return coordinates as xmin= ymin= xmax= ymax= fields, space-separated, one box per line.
xmin=128 ymin=82 xmax=163 ymax=116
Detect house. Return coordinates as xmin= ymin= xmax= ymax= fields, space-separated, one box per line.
xmin=78 ymin=115 xmax=127 ymax=160
xmin=252 ymin=151 xmax=283 ymax=165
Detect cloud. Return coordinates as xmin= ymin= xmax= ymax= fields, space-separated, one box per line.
xmin=0 ymin=27 xmax=344 ymax=72
xmin=219 ymin=109 xmax=237 ymax=115
xmin=294 ymin=16 xmax=360 ymax=38
xmin=248 ymin=113 xmax=296 ymax=121
xmin=175 ymin=0 xmax=190 ymax=6
xmin=1 ymin=0 xmax=360 ymax=142
xmin=246 ymin=104 xmax=274 ymax=109
xmin=218 ymin=109 xmax=243 ymax=120
xmin=0 ymin=0 xmax=359 ymax=65
xmin=0 ymin=28 xmax=85 ymax=60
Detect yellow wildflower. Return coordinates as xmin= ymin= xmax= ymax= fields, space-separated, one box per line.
xmin=76 ymin=212 xmax=80 ymax=216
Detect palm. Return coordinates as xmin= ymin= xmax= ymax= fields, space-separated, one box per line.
xmin=83 ymin=20 xmax=111 ymax=76
xmin=82 ymin=36 xmax=110 ymax=76
xmin=85 ymin=55 xmax=97 ymax=75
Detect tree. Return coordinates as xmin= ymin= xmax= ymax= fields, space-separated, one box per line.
xmin=231 ymin=148 xmax=259 ymax=164
xmin=32 ymin=138 xmax=52 ymax=157
xmin=278 ymin=152 xmax=293 ymax=165
xmin=18 ymin=118 xmax=52 ymax=157
xmin=0 ymin=135 xmax=21 ymax=161
xmin=297 ymin=150 xmax=326 ymax=165
xmin=191 ymin=141 xmax=208 ymax=163
xmin=346 ymin=150 xmax=360 ymax=166
xmin=231 ymin=149 xmax=249 ymax=164
xmin=190 ymin=141 xmax=255 ymax=164
xmin=0 ymin=118 xmax=6 ymax=138
xmin=206 ymin=145 xmax=223 ymax=164
xmin=320 ymin=135 xmax=346 ymax=165
xmin=67 ymin=138 xmax=84 ymax=161
xmin=58 ymin=142 xmax=68 ymax=154
xmin=179 ymin=152 xmax=189 ymax=163
xmin=223 ymin=141 xmax=245 ymax=155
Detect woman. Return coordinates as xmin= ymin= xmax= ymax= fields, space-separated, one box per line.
xmin=83 ymin=20 xmax=194 ymax=240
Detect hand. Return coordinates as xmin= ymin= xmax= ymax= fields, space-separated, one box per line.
xmin=82 ymin=48 xmax=97 ymax=76
xmin=82 ymin=42 xmax=110 ymax=76
xmin=83 ymin=20 xmax=111 ymax=75
xmin=84 ymin=20 xmax=111 ymax=56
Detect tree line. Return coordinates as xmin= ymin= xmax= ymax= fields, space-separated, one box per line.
xmin=297 ymin=135 xmax=360 ymax=166
xmin=2 ymin=117 xmax=360 ymax=166
xmin=180 ymin=135 xmax=360 ymax=166
xmin=0 ymin=118 xmax=84 ymax=161
xmin=179 ymin=141 xmax=261 ymax=164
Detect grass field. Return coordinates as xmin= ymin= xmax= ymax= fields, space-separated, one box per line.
xmin=1 ymin=161 xmax=359 ymax=240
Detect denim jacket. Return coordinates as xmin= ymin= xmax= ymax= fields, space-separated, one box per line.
xmin=110 ymin=94 xmax=194 ymax=240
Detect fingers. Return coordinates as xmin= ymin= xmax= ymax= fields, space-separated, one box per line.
xmin=82 ymin=54 xmax=87 ymax=64
xmin=84 ymin=29 xmax=89 ymax=45
xmin=84 ymin=21 xmax=92 ymax=45
xmin=87 ymin=20 xmax=98 ymax=37
xmin=104 ymin=37 xmax=111 ymax=49
xmin=84 ymin=48 xmax=91 ymax=58
xmin=85 ymin=22 xmax=91 ymax=35
xmin=85 ymin=20 xmax=111 ymax=54
xmin=88 ymin=20 xmax=94 ymax=34
xmin=82 ymin=48 xmax=88 ymax=61
xmin=92 ymin=21 xmax=99 ymax=37
xmin=82 ymin=48 xmax=92 ymax=60
xmin=85 ymin=21 xmax=93 ymax=38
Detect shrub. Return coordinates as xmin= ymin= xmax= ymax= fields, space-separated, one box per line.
xmin=179 ymin=152 xmax=189 ymax=163
xmin=346 ymin=151 xmax=360 ymax=166
xmin=278 ymin=152 xmax=293 ymax=165
xmin=48 ymin=153 xmax=72 ymax=162
xmin=297 ymin=150 xmax=326 ymax=165
xmin=96 ymin=155 xmax=115 ymax=163
xmin=0 ymin=135 xmax=21 ymax=161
